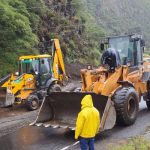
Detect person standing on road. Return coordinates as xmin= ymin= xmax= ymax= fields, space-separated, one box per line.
xmin=75 ymin=95 xmax=100 ymax=150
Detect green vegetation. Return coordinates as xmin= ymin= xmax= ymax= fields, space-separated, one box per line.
xmin=71 ymin=0 xmax=105 ymax=65
xmin=85 ymin=0 xmax=150 ymax=46
xmin=0 ymin=0 xmax=41 ymax=75
xmin=112 ymin=137 xmax=150 ymax=150
xmin=0 ymin=0 xmax=105 ymax=77
xmin=1 ymin=0 xmax=150 ymax=77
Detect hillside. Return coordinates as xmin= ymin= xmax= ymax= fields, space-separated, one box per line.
xmin=1 ymin=0 xmax=150 ymax=76
xmin=84 ymin=0 xmax=150 ymax=48
xmin=0 ymin=0 xmax=104 ymax=76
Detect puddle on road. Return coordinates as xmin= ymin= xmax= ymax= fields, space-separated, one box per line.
xmin=0 ymin=126 xmax=76 ymax=150
xmin=0 ymin=126 xmax=46 ymax=150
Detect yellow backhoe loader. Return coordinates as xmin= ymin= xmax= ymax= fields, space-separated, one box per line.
xmin=0 ymin=39 xmax=67 ymax=110
xmin=32 ymin=34 xmax=150 ymax=132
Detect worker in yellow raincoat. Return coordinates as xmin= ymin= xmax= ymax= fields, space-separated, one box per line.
xmin=75 ymin=95 xmax=100 ymax=150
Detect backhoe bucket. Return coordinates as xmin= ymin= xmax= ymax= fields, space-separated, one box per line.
xmin=32 ymin=92 xmax=116 ymax=131
xmin=0 ymin=87 xmax=15 ymax=107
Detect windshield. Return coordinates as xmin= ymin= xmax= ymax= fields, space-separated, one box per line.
xmin=19 ymin=57 xmax=52 ymax=75
xmin=40 ymin=58 xmax=52 ymax=74
xmin=109 ymin=36 xmax=142 ymax=66
xmin=109 ymin=36 xmax=131 ymax=65
xmin=20 ymin=59 xmax=39 ymax=74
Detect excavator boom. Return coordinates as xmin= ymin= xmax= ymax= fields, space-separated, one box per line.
xmin=52 ymin=39 xmax=67 ymax=82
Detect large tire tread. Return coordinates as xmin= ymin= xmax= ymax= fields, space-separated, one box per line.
xmin=113 ymin=87 xmax=139 ymax=126
xmin=26 ymin=94 xmax=40 ymax=111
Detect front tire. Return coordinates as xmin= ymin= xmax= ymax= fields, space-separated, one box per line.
xmin=26 ymin=94 xmax=40 ymax=111
xmin=112 ymin=87 xmax=139 ymax=126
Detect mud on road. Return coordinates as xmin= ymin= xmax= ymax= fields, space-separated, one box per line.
xmin=0 ymin=80 xmax=81 ymax=138
xmin=0 ymin=100 xmax=150 ymax=150
xmin=0 ymin=106 xmax=38 ymax=137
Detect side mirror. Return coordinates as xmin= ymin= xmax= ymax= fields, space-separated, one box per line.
xmin=100 ymin=43 xmax=105 ymax=51
xmin=15 ymin=72 xmax=19 ymax=76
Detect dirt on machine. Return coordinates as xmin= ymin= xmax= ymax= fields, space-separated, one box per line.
xmin=0 ymin=39 xmax=67 ymax=111
xmin=32 ymin=34 xmax=150 ymax=132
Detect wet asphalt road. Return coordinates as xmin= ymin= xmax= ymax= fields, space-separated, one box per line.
xmin=0 ymin=101 xmax=150 ymax=150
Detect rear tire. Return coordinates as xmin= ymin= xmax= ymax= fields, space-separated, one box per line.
xmin=26 ymin=94 xmax=40 ymax=111
xmin=48 ymin=84 xmax=61 ymax=94
xmin=112 ymin=87 xmax=139 ymax=126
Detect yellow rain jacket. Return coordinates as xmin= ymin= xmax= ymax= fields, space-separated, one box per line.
xmin=75 ymin=95 xmax=100 ymax=140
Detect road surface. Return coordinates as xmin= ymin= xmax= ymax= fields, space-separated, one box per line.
xmin=0 ymin=101 xmax=150 ymax=150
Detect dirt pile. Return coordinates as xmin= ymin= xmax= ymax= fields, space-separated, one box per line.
xmin=66 ymin=62 xmax=86 ymax=80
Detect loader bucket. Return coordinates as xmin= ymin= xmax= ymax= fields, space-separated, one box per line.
xmin=33 ymin=92 xmax=116 ymax=131
xmin=0 ymin=87 xmax=15 ymax=107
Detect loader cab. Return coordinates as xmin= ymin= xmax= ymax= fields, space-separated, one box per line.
xmin=19 ymin=58 xmax=39 ymax=75
xmin=108 ymin=35 xmax=144 ymax=68
xmin=38 ymin=57 xmax=53 ymax=86
xmin=19 ymin=55 xmax=53 ymax=86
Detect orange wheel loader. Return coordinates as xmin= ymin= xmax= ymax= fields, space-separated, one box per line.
xmin=32 ymin=34 xmax=150 ymax=132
